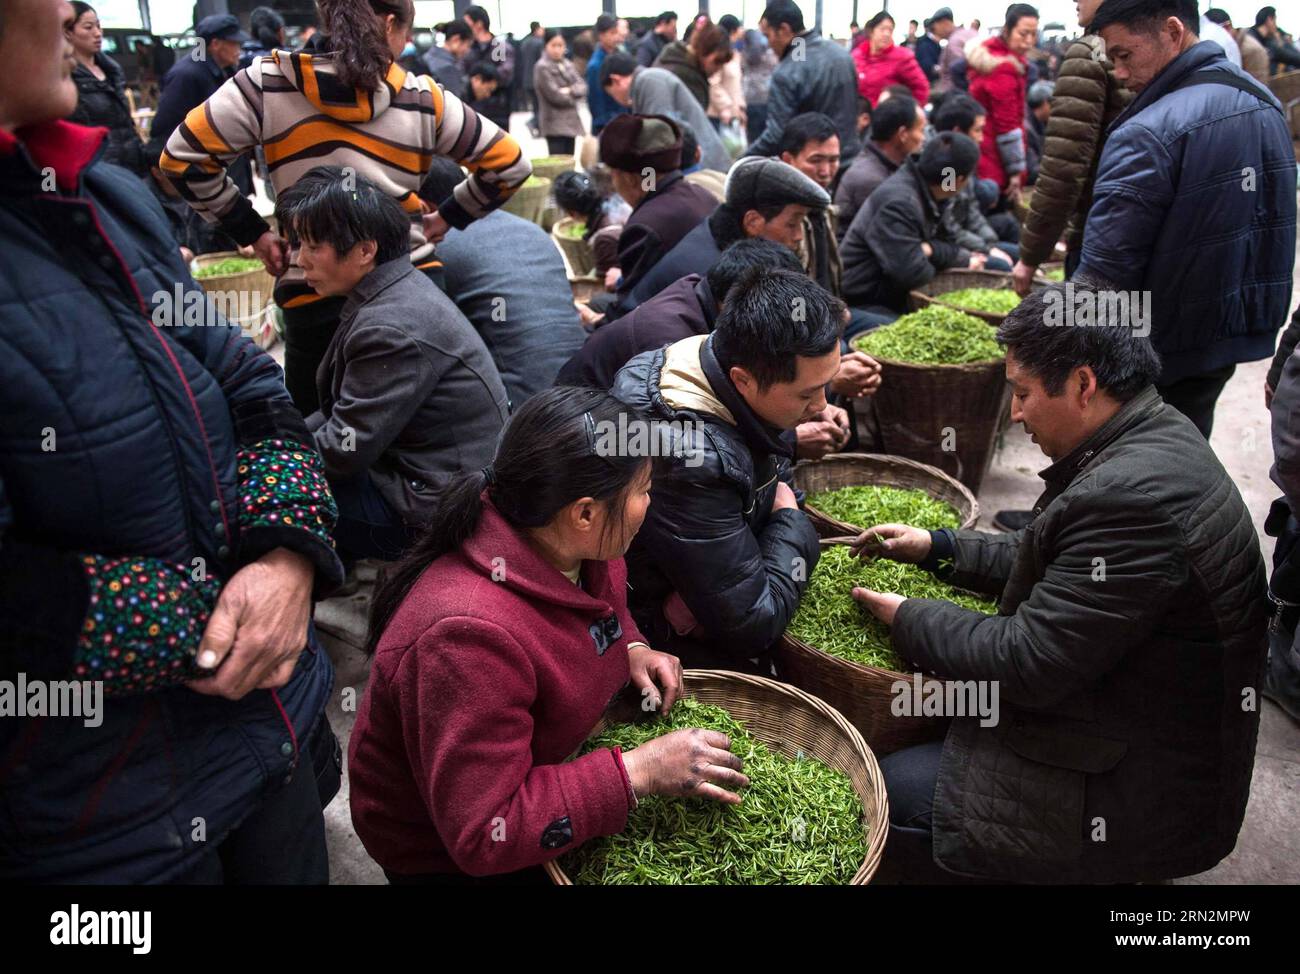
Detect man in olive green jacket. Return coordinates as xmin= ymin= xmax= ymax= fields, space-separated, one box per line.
xmin=1012 ymin=0 xmax=1132 ymax=294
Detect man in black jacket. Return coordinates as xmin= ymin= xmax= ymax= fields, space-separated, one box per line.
xmin=637 ymin=11 xmax=679 ymax=66
xmin=611 ymin=269 xmax=842 ymax=670
xmin=841 ymin=131 xmax=983 ymax=329
xmin=852 ymin=282 xmax=1267 ymax=883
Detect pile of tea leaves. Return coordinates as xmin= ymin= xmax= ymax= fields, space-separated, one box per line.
xmin=808 ymin=484 xmax=962 ymax=532
xmin=562 ymin=698 xmax=868 ymax=885
xmin=853 ymin=306 xmax=1003 ymax=365
xmin=193 ymin=257 xmax=263 ymax=279
xmin=935 ymin=287 xmax=1022 ymax=315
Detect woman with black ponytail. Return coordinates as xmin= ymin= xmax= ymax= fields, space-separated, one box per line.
xmin=348 ymin=387 xmax=748 ymax=883
xmin=158 ymin=0 xmax=532 ymax=415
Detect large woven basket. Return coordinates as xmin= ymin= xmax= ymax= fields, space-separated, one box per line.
xmin=191 ymin=251 xmax=276 ymax=342
xmin=569 ymin=275 xmax=603 ymax=304
xmin=777 ymin=540 xmax=954 ymax=755
xmin=530 ymin=154 xmax=576 ymax=183
xmin=858 ymin=346 xmax=1009 ymax=493
xmin=1267 ymin=70 xmax=1300 ymax=139
xmin=544 ymin=669 xmax=889 ymax=885
xmin=793 ymin=453 xmax=979 ymax=538
xmin=501 ymin=175 xmax=553 ymax=227
xmin=552 ymin=216 xmax=595 ymax=278
xmin=909 ymin=267 xmax=1044 ymax=325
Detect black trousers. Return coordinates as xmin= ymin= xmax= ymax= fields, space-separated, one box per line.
xmin=1156 ymin=363 xmax=1236 ymax=439
xmin=545 ymin=135 xmax=575 ymax=156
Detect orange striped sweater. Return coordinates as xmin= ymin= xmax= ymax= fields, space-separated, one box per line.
xmin=160 ymin=50 xmax=531 ymax=308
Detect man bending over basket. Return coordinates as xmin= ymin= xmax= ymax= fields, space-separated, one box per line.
xmin=849 ymin=281 xmax=1267 ymax=884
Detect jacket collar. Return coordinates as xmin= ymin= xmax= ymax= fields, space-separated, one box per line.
xmin=0 ymin=120 xmax=106 ymax=194
xmin=864 ymin=140 xmax=903 ymax=173
xmin=783 ymin=28 xmax=822 ymax=60
xmin=1039 ymin=386 xmax=1164 ymax=489
xmin=700 ymin=334 xmax=795 ymax=459
xmin=461 ymin=496 xmax=619 ymax=617
xmin=694 ymin=276 xmax=719 ymax=331
xmin=902 ymin=156 xmax=943 ymax=222
xmin=631 ymin=169 xmax=684 ymax=212
xmin=341 ymin=257 xmax=416 ymax=322
xmin=1108 ymin=41 xmax=1226 ymax=132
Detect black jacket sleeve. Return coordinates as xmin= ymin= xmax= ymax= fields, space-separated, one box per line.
xmin=635 ymin=447 xmax=821 ymax=659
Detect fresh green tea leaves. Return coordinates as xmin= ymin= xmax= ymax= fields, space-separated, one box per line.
xmin=809 ymin=485 xmax=962 ymax=532
xmin=853 ymin=306 xmax=1004 ymax=365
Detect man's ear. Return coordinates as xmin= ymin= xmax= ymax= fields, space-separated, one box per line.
xmin=358 ymin=240 xmax=379 ymax=266
xmin=729 ymin=364 xmax=756 ymax=396
xmin=779 ymin=151 xmax=796 ymax=166
xmin=741 ymin=208 xmax=766 ymax=237
xmin=1077 ymin=365 xmax=1099 ymax=407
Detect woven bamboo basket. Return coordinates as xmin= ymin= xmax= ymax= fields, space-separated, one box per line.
xmin=569 ymin=275 xmax=602 ymax=304
xmin=909 ymin=267 xmax=1044 ymax=325
xmin=501 ymin=175 xmax=553 ymax=227
xmin=1267 ymin=70 xmax=1300 ymax=139
xmin=552 ymin=216 xmax=596 ymax=278
xmin=1038 ymin=260 xmax=1066 ymax=281
xmin=777 ymin=540 xmax=956 ymax=756
xmin=853 ymin=344 xmax=1009 ymax=493
xmin=191 ymin=251 xmax=276 ymax=343
xmin=793 ymin=453 xmax=979 ymax=539
xmin=530 ymin=154 xmax=576 ymax=182
xmin=544 ymin=668 xmax=889 ymax=885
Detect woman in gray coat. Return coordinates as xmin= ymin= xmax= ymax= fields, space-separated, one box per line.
xmin=534 ymin=30 xmax=588 ymax=156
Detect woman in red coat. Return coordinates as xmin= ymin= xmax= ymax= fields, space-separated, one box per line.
xmin=853 ymin=10 xmax=930 ymax=107
xmin=348 ymin=387 xmax=748 ymax=883
xmin=967 ymin=3 xmax=1040 ymax=203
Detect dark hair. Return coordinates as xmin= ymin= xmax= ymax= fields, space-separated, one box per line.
xmin=996 ymin=282 xmax=1161 ymax=400
xmin=274 ymin=165 xmax=410 ymax=265
xmin=1256 ymin=6 xmax=1276 ymax=28
xmin=543 ymin=28 xmax=563 ymax=45
xmin=719 ymin=14 xmax=741 ymax=33
xmin=530 ymin=21 xmax=541 ymax=32
xmin=1204 ymin=9 xmax=1231 ymax=26
xmin=712 ymin=269 xmax=845 ymax=389
xmin=417 ymin=156 xmax=465 ymax=206
xmin=932 ymin=93 xmax=985 ymax=133
xmin=469 ymin=61 xmax=500 ymax=83
xmin=869 ymin=92 xmax=919 ymax=141
xmin=464 ymin=4 xmax=490 ymax=30
xmin=678 ymin=122 xmax=700 ymax=168
xmin=600 ymin=50 xmax=638 ymax=86
xmin=657 ymin=11 xmax=679 ymax=26
xmin=918 ymin=130 xmax=981 ymax=181
xmin=865 ymin=10 xmax=895 ymax=32
xmin=596 ymin=13 xmax=619 ymax=36
xmin=250 ymin=6 xmax=286 ymax=49
xmin=760 ymin=0 xmax=806 ymax=33
xmin=708 ymin=201 xmax=787 ymax=248
xmin=1091 ymin=0 xmax=1198 ymax=34
xmin=316 ymin=0 xmax=414 ymax=89
xmin=691 ymin=22 xmax=734 ymax=64
xmin=553 ymin=170 xmax=604 ymax=223
xmin=778 ymin=111 xmax=839 ymax=156
xmin=1002 ymin=3 xmax=1039 ymax=35
xmin=365 ymin=388 xmax=652 ymax=655
xmin=706 ymin=238 xmax=804 ymax=305
xmin=70 ymin=2 xmax=95 ymax=21
xmin=439 ymin=19 xmax=471 ymax=41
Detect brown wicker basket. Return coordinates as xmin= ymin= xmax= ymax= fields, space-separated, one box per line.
xmin=501 ymin=175 xmax=553 ymax=227
xmin=544 ymin=668 xmax=889 ymax=885
xmin=859 ymin=347 xmax=1009 ymax=493
xmin=191 ymin=251 xmax=276 ymax=342
xmin=909 ymin=267 xmax=1044 ymax=325
xmin=777 ymin=541 xmax=954 ymax=756
xmin=569 ymin=275 xmax=602 ymax=304
xmin=1267 ymin=70 xmax=1300 ymax=139
xmin=793 ymin=453 xmax=979 ymax=538
xmin=530 ymin=154 xmax=576 ymax=183
xmin=552 ymin=216 xmax=595 ymax=278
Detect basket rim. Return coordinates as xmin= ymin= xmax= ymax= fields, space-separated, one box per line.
xmin=543 ymin=667 xmax=890 ymax=886
xmin=796 ymin=452 xmax=980 ymax=536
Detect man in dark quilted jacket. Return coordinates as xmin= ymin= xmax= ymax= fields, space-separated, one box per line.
xmin=851 ymin=283 xmax=1267 ymax=884
xmin=0 ymin=0 xmax=344 ymax=883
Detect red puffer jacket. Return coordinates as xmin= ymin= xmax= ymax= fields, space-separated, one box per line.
xmin=853 ymin=39 xmax=930 ymax=107
xmin=966 ymin=35 xmax=1029 ymax=190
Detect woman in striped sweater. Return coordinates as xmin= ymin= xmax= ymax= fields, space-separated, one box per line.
xmin=160 ymin=0 xmax=532 ymax=414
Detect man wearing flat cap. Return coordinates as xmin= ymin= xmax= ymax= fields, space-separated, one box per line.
xmin=148 ymin=14 xmax=254 ymax=253
xmin=599 ymin=114 xmax=718 ymax=320
xmin=620 ymin=156 xmax=829 ymax=313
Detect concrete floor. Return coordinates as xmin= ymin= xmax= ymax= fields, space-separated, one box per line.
xmin=307 ymin=118 xmax=1299 ymax=883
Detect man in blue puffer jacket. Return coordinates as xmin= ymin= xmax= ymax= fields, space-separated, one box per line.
xmin=1078 ymin=0 xmax=1296 ymax=438
xmin=0 ymin=0 xmax=344 ymax=883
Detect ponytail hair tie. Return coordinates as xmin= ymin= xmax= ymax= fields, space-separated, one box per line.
xmin=481 ymin=465 xmax=497 ymax=487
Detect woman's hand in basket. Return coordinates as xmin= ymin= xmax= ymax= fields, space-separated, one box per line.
xmin=627 ymin=643 xmax=683 ymax=715
xmin=621 ymin=728 xmax=749 ymax=805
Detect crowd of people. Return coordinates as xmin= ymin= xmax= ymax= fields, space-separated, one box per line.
xmin=0 ymin=0 xmax=1297 ymax=888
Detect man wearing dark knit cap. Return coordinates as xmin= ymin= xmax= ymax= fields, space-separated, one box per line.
xmin=620 ymin=156 xmax=830 ymax=313
xmin=598 ymin=114 xmax=718 ymax=320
